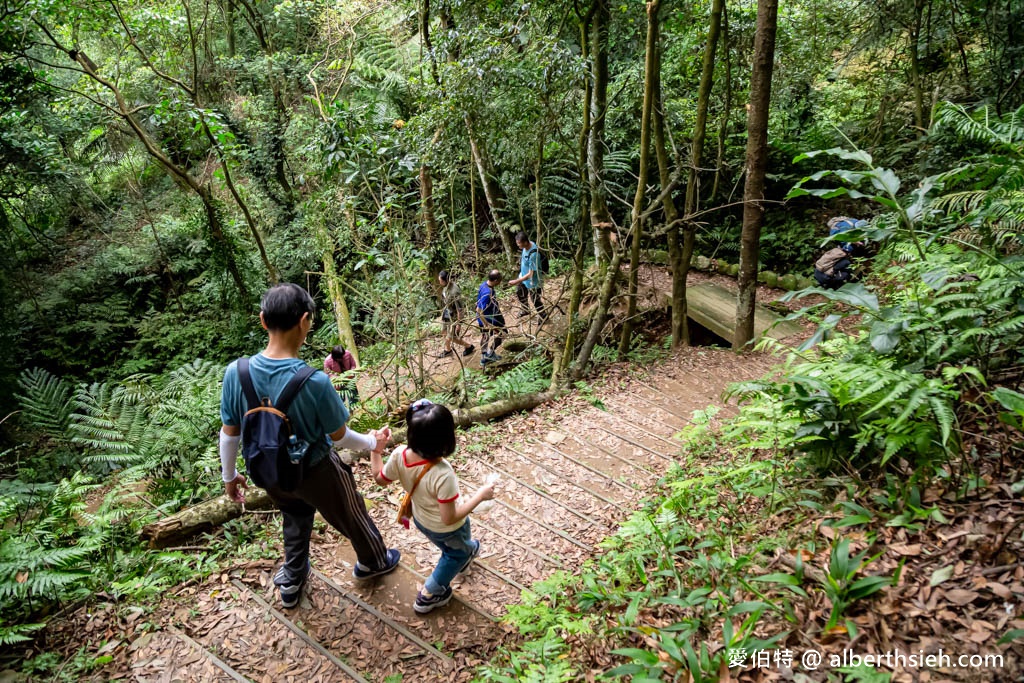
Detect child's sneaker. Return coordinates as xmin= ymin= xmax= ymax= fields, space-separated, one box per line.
xmin=457 ymin=540 xmax=481 ymax=575
xmin=413 ymin=585 xmax=454 ymax=614
xmin=353 ymin=548 xmax=401 ymax=580
xmin=274 ymin=563 xmax=309 ymax=609
xmin=462 ymin=344 xmax=475 ymax=357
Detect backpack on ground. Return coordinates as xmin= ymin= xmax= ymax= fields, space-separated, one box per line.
xmin=237 ymin=357 xmax=316 ymax=492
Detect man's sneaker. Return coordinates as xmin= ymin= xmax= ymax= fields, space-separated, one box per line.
xmin=462 ymin=344 xmax=475 ymax=357
xmin=274 ymin=564 xmax=308 ymax=609
xmin=353 ymin=548 xmax=401 ymax=580
xmin=413 ymin=585 xmax=454 ymax=614
xmin=457 ymin=540 xmax=481 ymax=575
xmin=437 ymin=350 xmax=454 ymax=358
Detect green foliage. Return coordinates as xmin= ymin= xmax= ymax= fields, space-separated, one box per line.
xmin=735 ymin=135 xmax=1024 ymax=476
xmin=15 ymin=368 xmax=73 ymax=441
xmin=818 ymin=539 xmax=895 ymax=633
xmin=478 ymin=358 xmax=551 ymax=404
xmin=0 ymin=473 xmax=102 ymax=643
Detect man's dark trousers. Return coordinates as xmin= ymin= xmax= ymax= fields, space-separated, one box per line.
xmin=268 ymin=451 xmax=390 ymax=584
xmin=516 ymin=283 xmax=544 ymax=319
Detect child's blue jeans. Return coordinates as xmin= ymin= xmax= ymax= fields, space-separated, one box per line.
xmin=414 ymin=517 xmax=474 ymax=595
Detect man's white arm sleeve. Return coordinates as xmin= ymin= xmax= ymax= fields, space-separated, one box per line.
xmin=332 ymin=428 xmax=376 ymax=452
xmin=219 ymin=429 xmax=241 ymax=482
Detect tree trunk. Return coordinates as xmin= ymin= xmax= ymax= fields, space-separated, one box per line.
xmin=468 ymin=122 xmax=517 ymax=265
xmin=534 ymin=131 xmax=545 ymax=251
xmin=419 ymin=135 xmax=443 ymax=295
xmin=618 ymin=0 xmax=660 ymax=357
xmin=734 ymin=0 xmax=778 ymax=350
xmin=317 ymin=219 xmax=360 ymax=364
xmin=561 ymin=10 xmax=593 ymax=381
xmin=673 ymin=0 xmax=724 ymax=347
xmin=909 ymin=0 xmax=927 ymax=134
xmin=711 ymin=3 xmax=732 ymax=202
xmin=653 ymin=66 xmax=686 ymax=346
xmin=573 ymin=249 xmax=622 ymax=379
xmin=140 ymin=389 xmax=561 ymax=547
xmin=470 ymin=149 xmax=479 ymax=265
xmin=588 ymin=0 xmax=614 ymax=266
xmin=202 ymin=120 xmax=279 ymax=284
xmin=223 ymin=0 xmax=236 ymax=57
xmin=196 ymin=186 xmax=249 ymax=300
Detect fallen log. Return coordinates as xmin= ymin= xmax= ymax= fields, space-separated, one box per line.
xmin=141 ymin=488 xmax=275 ymax=548
xmin=140 ymin=388 xmax=561 ymax=548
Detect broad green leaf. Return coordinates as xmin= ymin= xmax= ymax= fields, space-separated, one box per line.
xmin=929 ymin=565 xmax=953 ymax=586
xmin=871 ymin=168 xmax=901 ymax=195
xmin=992 ymin=387 xmax=1024 ymax=417
xmin=997 ymin=629 xmax=1024 ymax=645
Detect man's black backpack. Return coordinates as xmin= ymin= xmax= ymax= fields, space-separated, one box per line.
xmin=529 ymin=246 xmax=550 ymax=275
xmin=237 ymin=357 xmax=316 ymax=492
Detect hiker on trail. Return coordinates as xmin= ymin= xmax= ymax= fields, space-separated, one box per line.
xmin=371 ymin=399 xmax=494 ymax=613
xmin=813 ymin=242 xmax=856 ymax=290
xmin=476 ymin=269 xmax=506 ymax=367
xmin=508 ymin=231 xmax=545 ymax=322
xmin=324 ymin=344 xmax=359 ymax=409
xmin=219 ymin=283 xmax=400 ymax=610
xmin=437 ymin=270 xmax=475 ymax=359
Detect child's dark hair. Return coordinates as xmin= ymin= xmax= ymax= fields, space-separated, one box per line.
xmin=331 ymin=345 xmax=346 ymax=363
xmin=439 ymin=269 xmax=451 ymax=283
xmin=406 ymin=401 xmax=456 ymax=460
xmin=261 ymin=283 xmax=315 ymax=331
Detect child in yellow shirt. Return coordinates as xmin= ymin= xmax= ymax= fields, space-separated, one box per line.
xmin=371 ymin=400 xmax=495 ymax=613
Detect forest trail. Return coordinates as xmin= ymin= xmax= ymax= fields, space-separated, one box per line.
xmin=112 ymin=348 xmax=774 ymax=682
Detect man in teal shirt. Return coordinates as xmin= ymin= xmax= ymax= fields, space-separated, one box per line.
xmin=219 ymin=283 xmax=400 ymax=609
xmin=508 ymin=231 xmax=545 ymax=322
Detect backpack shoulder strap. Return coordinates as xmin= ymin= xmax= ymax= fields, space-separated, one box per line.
xmin=274 ymin=365 xmax=317 ymax=414
xmin=237 ymin=357 xmax=261 ymax=410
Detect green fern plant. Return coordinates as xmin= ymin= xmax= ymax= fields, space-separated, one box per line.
xmin=478 ymin=358 xmax=551 ymax=403
xmin=16 ymin=368 xmax=74 ymax=441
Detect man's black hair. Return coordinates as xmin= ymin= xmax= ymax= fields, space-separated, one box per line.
xmin=406 ymin=402 xmax=457 ymax=460
xmin=487 ymin=269 xmax=502 ymax=284
xmin=439 ymin=269 xmax=451 ymax=282
xmin=331 ymin=345 xmax=346 ymax=362
xmin=515 ymin=231 xmax=529 ymax=244
xmin=261 ymin=283 xmax=315 ymax=331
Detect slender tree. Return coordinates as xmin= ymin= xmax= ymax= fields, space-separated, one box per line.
xmin=587 ymin=0 xmax=614 ymax=266
xmin=734 ymin=0 xmax=779 ymax=349
xmin=618 ymin=0 xmax=660 ymax=356
xmin=667 ymin=0 xmax=724 ymax=347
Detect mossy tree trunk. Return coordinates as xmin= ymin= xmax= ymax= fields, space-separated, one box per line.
xmin=735 ymin=0 xmax=778 ymax=349
xmin=587 ymin=0 xmax=614 ymax=267
xmin=618 ymin=0 xmax=660 ymax=357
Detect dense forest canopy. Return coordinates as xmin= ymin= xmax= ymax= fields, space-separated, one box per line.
xmin=2 ymin=0 xmax=1024 ymax=671
xmin=1 ymin=0 xmax=1018 ymax=395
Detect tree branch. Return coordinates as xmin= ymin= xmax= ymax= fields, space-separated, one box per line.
xmin=108 ymin=0 xmax=195 ymax=96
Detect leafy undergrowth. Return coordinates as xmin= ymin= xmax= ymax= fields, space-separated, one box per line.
xmin=476 ymin=404 xmax=1024 ymax=683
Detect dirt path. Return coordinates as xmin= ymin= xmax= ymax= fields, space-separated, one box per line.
xmin=87 ymin=347 xmax=775 ymax=682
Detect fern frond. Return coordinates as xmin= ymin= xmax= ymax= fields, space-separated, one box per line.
xmin=16 ymin=368 xmax=74 ymax=439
